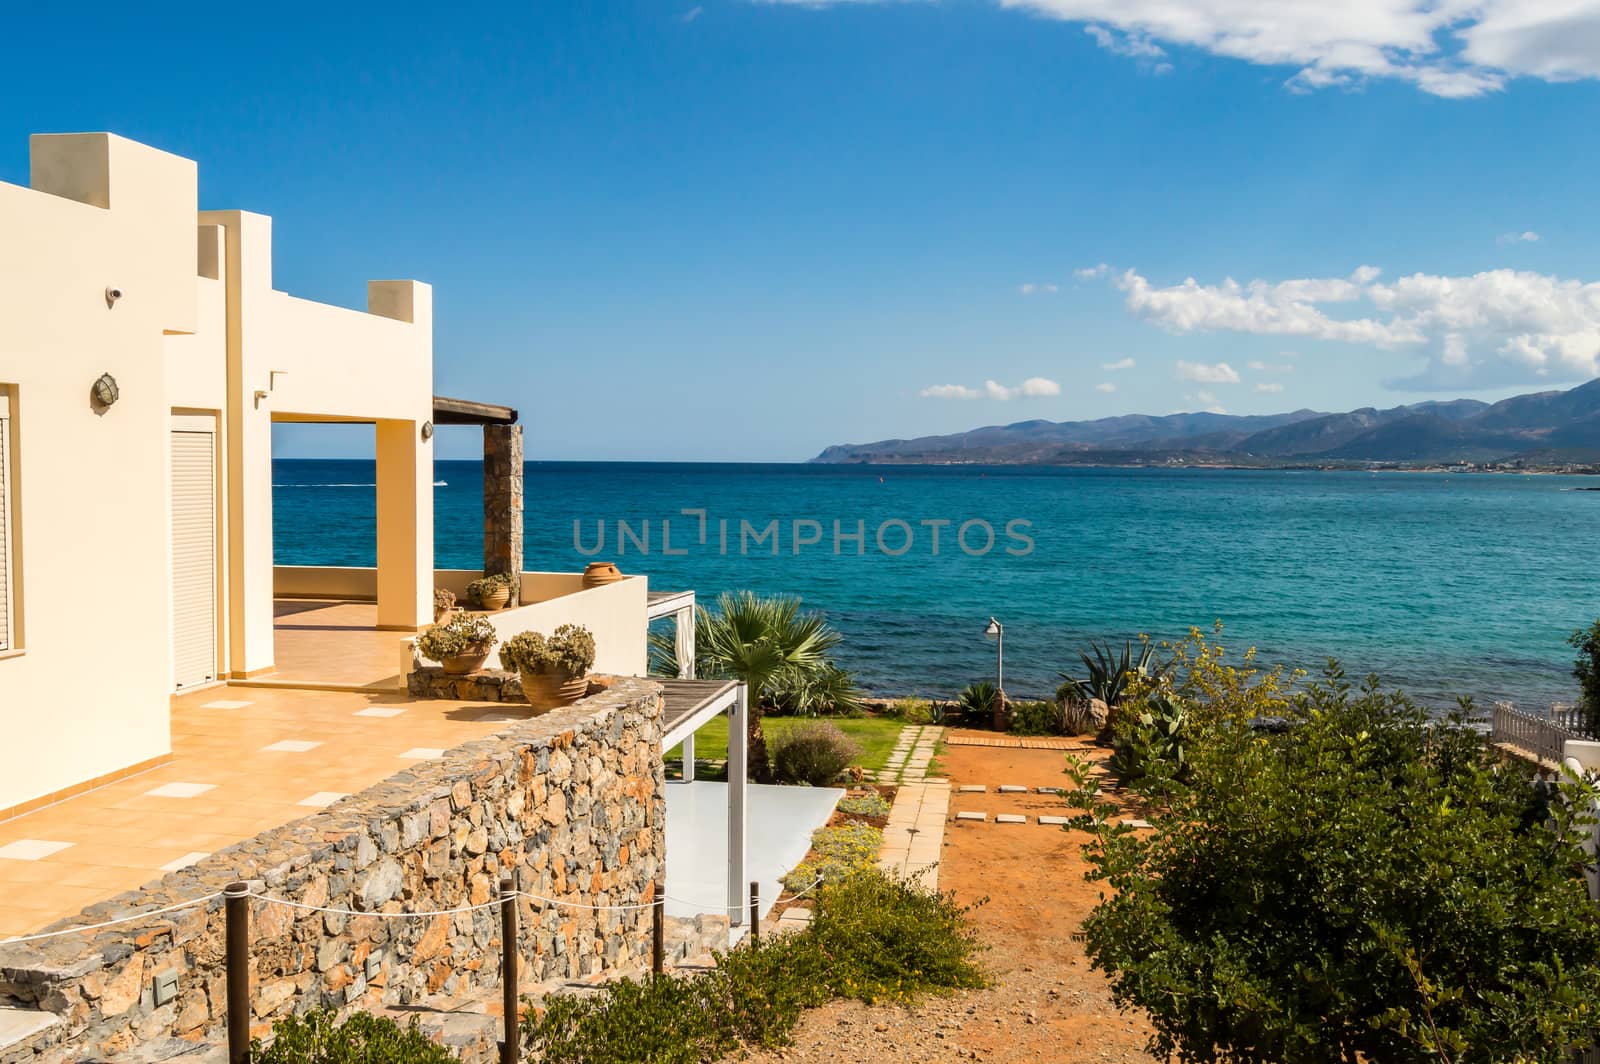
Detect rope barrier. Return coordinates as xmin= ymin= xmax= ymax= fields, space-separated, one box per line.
xmin=0 ymin=892 xmax=223 ymax=944
xmin=0 ymin=874 xmax=832 ymax=945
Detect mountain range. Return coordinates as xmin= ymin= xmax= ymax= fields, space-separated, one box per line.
xmin=811 ymin=379 xmax=1600 ymax=468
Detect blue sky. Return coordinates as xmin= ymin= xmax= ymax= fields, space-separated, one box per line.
xmin=4 ymin=0 xmax=1600 ymax=460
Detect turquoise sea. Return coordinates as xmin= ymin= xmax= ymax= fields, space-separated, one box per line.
xmin=273 ymin=460 xmax=1599 ymax=709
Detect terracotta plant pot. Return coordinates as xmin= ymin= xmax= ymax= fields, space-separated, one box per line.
xmin=581 ymin=562 xmax=624 ymax=589
xmin=520 ymin=670 xmax=589 ymax=710
xmin=477 ymin=585 xmax=513 ymax=611
xmin=440 ymin=643 xmax=494 ymax=675
xmin=433 ymin=605 xmax=457 ymax=624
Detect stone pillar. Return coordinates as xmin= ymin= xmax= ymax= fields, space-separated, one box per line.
xmin=484 ymin=423 xmax=523 ymax=593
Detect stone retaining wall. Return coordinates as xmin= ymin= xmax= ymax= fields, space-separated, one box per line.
xmin=0 ymin=678 xmax=665 ymax=1060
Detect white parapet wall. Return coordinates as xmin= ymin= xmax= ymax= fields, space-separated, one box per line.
xmin=273 ymin=566 xmax=649 ymax=676
xmin=1563 ymin=738 xmax=1600 ymax=903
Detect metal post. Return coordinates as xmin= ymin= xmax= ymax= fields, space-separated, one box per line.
xmin=996 ymin=626 xmax=1004 ymax=695
xmin=652 ymin=883 xmax=666 ymax=974
xmin=728 ymin=684 xmax=748 ymax=926
xmin=499 ymin=877 xmax=518 ymax=1064
xmin=224 ymin=881 xmax=250 ymax=1064
xmin=749 ymin=881 xmax=760 ymax=945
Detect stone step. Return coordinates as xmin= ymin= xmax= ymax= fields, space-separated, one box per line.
xmin=0 ymin=1008 xmax=62 ymax=1058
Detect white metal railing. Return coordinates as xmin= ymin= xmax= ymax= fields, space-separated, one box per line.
xmin=1491 ymin=701 xmax=1589 ymax=764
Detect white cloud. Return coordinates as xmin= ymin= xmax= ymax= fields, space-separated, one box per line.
xmin=922 ymin=377 xmax=1061 ymax=400
xmin=996 ymin=0 xmax=1600 ymax=97
xmin=1101 ymin=356 xmax=1136 ymax=371
xmin=1498 ymin=230 xmax=1541 ymax=245
xmin=1175 ymin=360 xmax=1242 ymax=384
xmin=1095 ymin=381 xmax=1117 ymax=393
xmin=1247 ymin=360 xmax=1295 ymax=373
xmin=1075 ymin=263 xmax=1111 ymax=281
xmin=1019 ymin=282 xmax=1060 ymax=295
xmin=1184 ymin=390 xmax=1226 ymax=414
xmin=1108 ymin=263 xmax=1600 ymax=390
xmin=1255 ymin=382 xmax=1285 ymax=393
xmin=1085 ymin=24 xmax=1174 ymax=73
xmin=679 ymin=5 xmax=704 ymax=21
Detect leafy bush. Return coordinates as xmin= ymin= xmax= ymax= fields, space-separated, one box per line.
xmin=769 ymin=721 xmax=860 ymax=786
xmin=890 ymin=696 xmax=935 ymax=723
xmin=499 ymin=623 xmax=596 ymax=676
xmin=416 ymin=614 xmax=497 ymax=661
xmin=253 ymin=1008 xmax=454 ymax=1063
xmin=836 ymin=792 xmax=892 ymax=819
xmin=806 ymin=871 xmax=987 ymax=1005
xmin=1057 ymin=638 xmax=1155 ymax=707
xmin=1571 ymin=617 xmax=1600 ymax=734
xmin=783 ymin=822 xmax=882 ymax=891
xmin=1058 ymin=696 xmax=1099 ymax=736
xmin=769 ymin=663 xmax=865 ymax=717
xmin=524 ymin=870 xmax=984 ymax=1062
xmin=957 ymin=681 xmax=997 ymax=718
xmin=431 ymin=586 xmax=455 ymax=611
xmin=1065 ymin=664 xmax=1600 ymax=1063
xmin=1008 ymin=699 xmax=1060 ymax=736
xmin=1108 ymin=688 xmax=1191 ymax=782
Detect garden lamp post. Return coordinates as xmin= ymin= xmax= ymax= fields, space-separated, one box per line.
xmin=984 ymin=616 xmax=1003 ymax=694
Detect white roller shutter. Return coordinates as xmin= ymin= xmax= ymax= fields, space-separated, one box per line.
xmin=171 ymin=429 xmax=216 ymax=690
xmin=0 ymin=401 xmax=11 ymax=653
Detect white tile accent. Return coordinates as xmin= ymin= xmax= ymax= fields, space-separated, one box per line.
xmin=261 ymin=740 xmax=321 ymax=753
xmin=0 ymin=839 xmax=73 ymax=861
xmin=144 ymin=782 xmax=216 ymax=799
xmin=159 ymin=851 xmax=211 ymax=872
xmin=354 ymin=707 xmax=405 ymax=718
xmin=1037 ymin=816 xmax=1070 ymax=826
xmin=400 ymin=748 xmax=446 ymax=759
xmin=996 ymin=814 xmax=1028 ymax=824
xmin=957 ymin=784 xmax=986 ymax=793
xmin=296 ymin=792 xmax=348 ymax=809
xmin=998 ymin=785 xmax=1028 ymax=794
xmin=954 ymin=811 xmax=986 ymax=822
xmin=199 ymin=700 xmax=253 ymax=710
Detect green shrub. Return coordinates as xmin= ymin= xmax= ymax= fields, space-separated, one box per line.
xmin=524 ymin=971 xmax=729 ymax=1064
xmin=1066 ymin=665 xmax=1600 ymax=1063
xmin=808 ymin=872 xmax=987 ymax=1005
xmin=1108 ymin=687 xmax=1191 ymax=783
xmin=890 ymin=696 xmax=934 ymax=723
xmin=769 ymin=721 xmax=860 ymax=785
xmin=1008 ymin=699 xmax=1060 ymax=736
xmin=783 ymin=822 xmax=882 ymax=891
xmin=499 ymin=623 xmax=596 ymax=676
xmin=252 ymin=1008 xmax=454 ymax=1063
xmin=1571 ymin=618 xmax=1600 ymax=734
xmin=837 ymin=792 xmax=892 ymax=819
xmin=522 ymin=869 xmax=984 ymax=1062
xmin=769 ymin=663 xmax=865 ymax=717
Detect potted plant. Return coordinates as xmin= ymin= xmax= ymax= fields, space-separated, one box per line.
xmin=433 ymin=587 xmax=457 ymax=623
xmin=499 ymin=623 xmax=596 ymax=710
xmin=417 ymin=615 xmax=498 ymax=675
xmin=467 ymin=573 xmax=515 ymax=611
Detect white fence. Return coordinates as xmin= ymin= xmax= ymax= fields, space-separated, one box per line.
xmin=1490 ymin=701 xmax=1587 ymax=765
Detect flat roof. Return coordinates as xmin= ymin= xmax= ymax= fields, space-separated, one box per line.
xmin=432 ymin=395 xmax=519 ymax=426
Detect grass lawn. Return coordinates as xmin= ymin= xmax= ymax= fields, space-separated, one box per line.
xmin=666 ymin=714 xmax=907 ymax=775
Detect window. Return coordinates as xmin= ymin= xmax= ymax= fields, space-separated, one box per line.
xmin=0 ymin=392 xmax=11 ymax=652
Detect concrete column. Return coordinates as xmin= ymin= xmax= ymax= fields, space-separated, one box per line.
xmin=376 ymin=419 xmax=431 ymax=630
xmin=483 ymin=423 xmax=523 ymax=591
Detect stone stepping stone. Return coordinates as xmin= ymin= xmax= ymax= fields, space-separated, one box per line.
xmin=1121 ymin=818 xmax=1152 ymax=829
xmin=957 ymin=784 xmax=986 ymax=793
xmin=1036 ymin=786 xmax=1064 ymax=795
xmin=954 ymin=811 xmax=987 ymax=822
xmin=1038 ymin=816 xmax=1070 ymax=826
xmin=996 ymin=814 xmax=1027 ymax=824
xmin=998 ymin=785 xmax=1027 ymax=794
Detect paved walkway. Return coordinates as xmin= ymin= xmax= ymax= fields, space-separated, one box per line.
xmin=877 ymin=779 xmax=950 ymax=890
xmin=877 ymin=725 xmax=945 ymax=783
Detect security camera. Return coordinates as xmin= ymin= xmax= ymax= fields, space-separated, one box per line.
xmin=105 ymin=286 xmax=123 ymax=304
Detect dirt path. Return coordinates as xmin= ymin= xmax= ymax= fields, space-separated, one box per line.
xmin=745 ymin=734 xmax=1158 ymax=1063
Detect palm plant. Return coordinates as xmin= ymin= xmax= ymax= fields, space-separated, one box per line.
xmin=650 ymin=591 xmax=850 ymax=780
xmin=1057 ymin=638 xmax=1156 ymax=707
xmin=958 ymin=680 xmax=998 ymax=718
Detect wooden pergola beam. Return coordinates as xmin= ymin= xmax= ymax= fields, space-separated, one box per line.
xmin=432 ymin=395 xmax=518 ymax=425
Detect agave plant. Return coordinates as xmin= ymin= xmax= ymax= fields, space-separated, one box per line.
xmin=958 ymin=680 xmax=998 ymax=717
xmin=648 ymin=591 xmax=853 ymax=780
xmin=1057 ymin=638 xmax=1157 ymax=707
